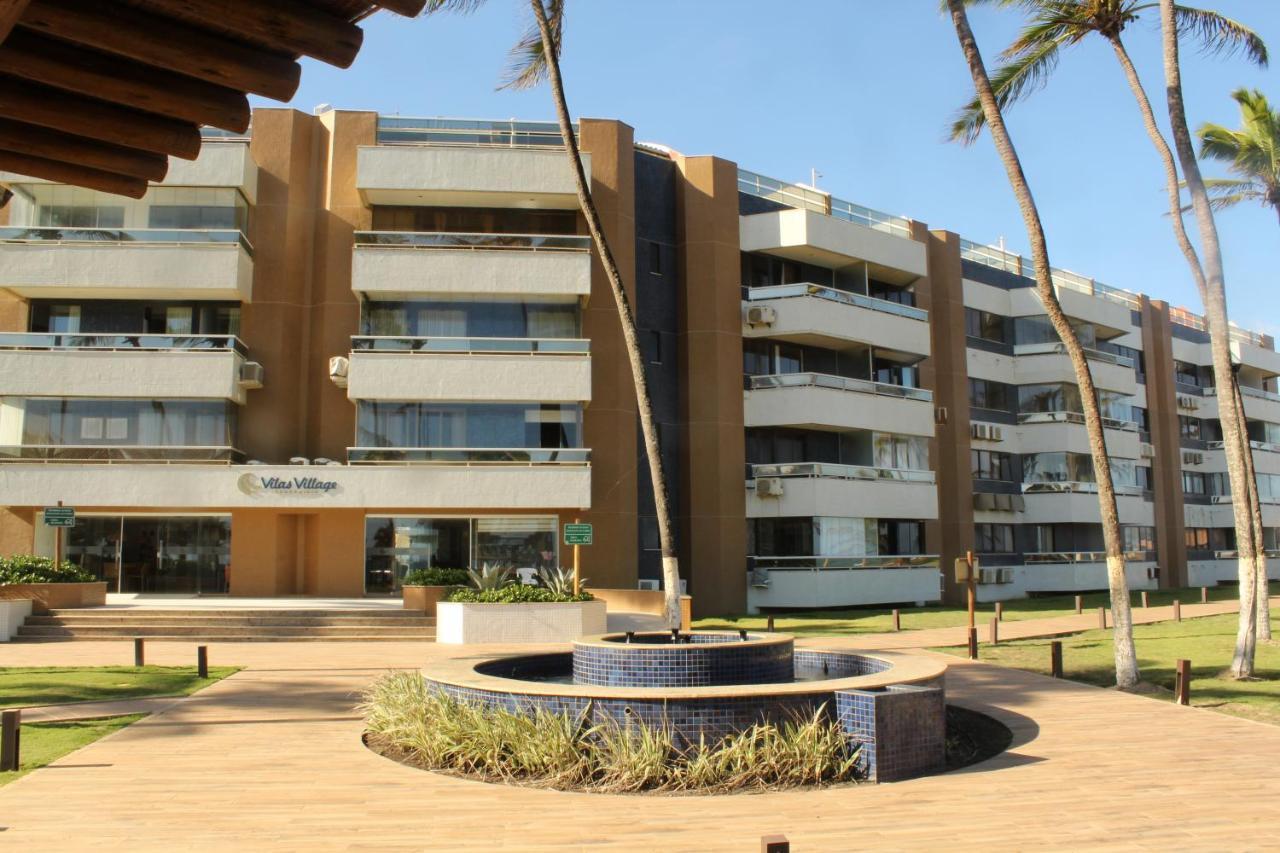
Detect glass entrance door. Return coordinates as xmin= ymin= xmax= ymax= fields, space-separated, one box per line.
xmin=65 ymin=515 xmax=230 ymax=594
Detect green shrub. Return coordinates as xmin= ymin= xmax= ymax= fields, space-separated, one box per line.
xmin=360 ymin=671 xmax=860 ymax=793
xmin=402 ymin=567 xmax=470 ymax=587
xmin=446 ymin=584 xmax=593 ymax=604
xmin=0 ymin=555 xmax=95 ymax=585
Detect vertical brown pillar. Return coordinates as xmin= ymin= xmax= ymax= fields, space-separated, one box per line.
xmin=0 ymin=508 xmax=35 ymax=557
xmin=577 ymin=119 xmax=639 ymax=589
xmin=0 ymin=200 xmax=26 ymax=332
xmin=1142 ymin=297 xmax=1187 ymax=588
xmin=919 ymin=228 xmax=974 ymax=605
xmin=242 ymin=109 xmax=321 ymax=464
xmin=674 ymin=155 xmax=747 ymax=618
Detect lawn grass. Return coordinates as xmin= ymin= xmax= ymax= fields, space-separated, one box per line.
xmin=0 ymin=714 xmax=144 ymax=786
xmin=934 ymin=611 xmax=1280 ymax=725
xmin=694 ymin=583 xmax=1267 ymax=637
xmin=0 ymin=665 xmax=239 ymax=708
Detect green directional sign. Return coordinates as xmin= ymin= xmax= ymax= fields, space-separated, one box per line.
xmin=44 ymin=507 xmax=75 ymax=527
xmin=563 ymin=523 xmax=593 ymax=546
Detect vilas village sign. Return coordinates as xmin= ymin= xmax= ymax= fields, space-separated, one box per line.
xmin=237 ymin=473 xmax=342 ymax=498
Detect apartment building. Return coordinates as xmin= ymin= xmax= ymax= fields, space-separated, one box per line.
xmin=0 ymin=108 xmax=1275 ymax=615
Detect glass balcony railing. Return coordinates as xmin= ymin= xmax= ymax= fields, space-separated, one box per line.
xmin=375 ymin=116 xmax=572 ymax=148
xmin=0 ymin=333 xmax=248 ymax=356
xmin=0 ymin=226 xmax=253 ymax=256
xmin=1016 ymin=411 xmax=1139 ymax=431
xmin=1022 ymin=481 xmax=1144 ymax=497
xmin=748 ymin=372 xmax=933 ymax=402
xmin=347 ymin=447 xmax=590 ymax=465
xmin=958 ymin=239 xmax=1142 ymax=311
xmin=353 ymin=231 xmax=590 ymax=252
xmin=1012 ymin=341 xmax=1135 ymax=369
xmin=1206 ymin=439 xmax=1280 ymax=454
xmin=748 ymin=462 xmax=935 ymax=484
xmin=1024 ymin=550 xmax=1155 ymax=564
xmin=743 ymin=283 xmax=928 ymax=322
xmin=749 ymin=555 xmax=940 ymax=572
xmin=1204 ymin=385 xmax=1280 ymax=404
xmin=351 ymin=336 xmax=588 ymax=355
xmin=0 ymin=445 xmax=244 ymax=464
xmin=736 ymin=169 xmax=912 ymax=238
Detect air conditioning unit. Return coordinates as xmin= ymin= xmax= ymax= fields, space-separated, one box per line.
xmin=746 ymin=306 xmax=777 ymax=327
xmin=935 ymin=406 xmax=949 ymax=425
xmin=971 ymin=423 xmax=989 ymax=440
xmin=756 ymin=477 xmax=785 ymax=497
xmin=1140 ymin=442 xmax=1155 ymax=458
xmin=637 ymin=579 xmax=660 ymax=591
xmin=288 ymin=456 xmax=310 ymax=465
xmin=1011 ymin=495 xmax=1025 ymax=512
xmin=973 ymin=493 xmax=996 ymax=510
xmin=989 ymin=425 xmax=1003 ymax=442
xmin=1177 ymin=394 xmax=1199 ymax=411
xmin=994 ymin=493 xmax=1012 ymax=511
xmin=980 ymin=567 xmax=1013 ymax=585
xmin=1183 ymin=451 xmax=1204 ymax=466
xmin=328 ymin=355 xmax=350 ymax=388
xmin=238 ymin=361 xmax=264 ymax=389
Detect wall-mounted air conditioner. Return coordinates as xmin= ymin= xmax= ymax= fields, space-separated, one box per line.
xmin=1140 ymin=442 xmax=1155 ymax=458
xmin=756 ymin=477 xmax=785 ymax=497
xmin=1183 ymin=451 xmax=1204 ymax=466
xmin=746 ymin=306 xmax=777 ymax=327
xmin=328 ymin=355 xmax=350 ymax=388
xmin=1177 ymin=394 xmax=1199 ymax=411
xmin=238 ymin=361 xmax=265 ymax=389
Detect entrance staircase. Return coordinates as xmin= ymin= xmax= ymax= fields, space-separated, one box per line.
xmin=15 ymin=608 xmax=436 ymax=642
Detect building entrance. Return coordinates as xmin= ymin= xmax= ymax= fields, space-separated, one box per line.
xmin=65 ymin=515 xmax=231 ymax=594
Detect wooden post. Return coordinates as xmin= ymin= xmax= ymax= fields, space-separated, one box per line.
xmin=1097 ymin=606 xmax=1107 ymax=630
xmin=572 ymin=516 xmax=581 ymax=597
xmin=197 ymin=645 xmax=208 ymax=680
xmin=1175 ymin=659 xmax=1191 ymax=706
xmin=1141 ymin=590 xmax=1149 ymax=609
xmin=1050 ymin=640 xmax=1063 ymax=678
xmin=761 ymin=835 xmax=790 ymax=853
xmin=967 ymin=627 xmax=978 ymax=660
xmin=133 ymin=637 xmax=145 ymax=667
xmin=0 ymin=709 xmax=18 ymax=772
xmin=1201 ymin=586 xmax=1209 ymax=604
xmin=995 ymin=601 xmax=1004 ymax=621
xmin=966 ymin=550 xmax=976 ymax=632
xmin=892 ymin=608 xmax=901 ymax=632
xmin=1074 ymin=595 xmax=1083 ymax=614
xmin=988 ymin=617 xmax=998 ymax=645
xmin=1173 ymin=600 xmax=1181 ymax=623
xmin=766 ymin=615 xmax=775 ymax=633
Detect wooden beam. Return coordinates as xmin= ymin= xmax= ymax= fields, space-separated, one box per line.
xmin=0 ymin=150 xmax=147 ymax=199
xmin=375 ymin=0 xmax=429 ymax=16
xmin=124 ymin=0 xmax=364 ymax=68
xmin=0 ymin=0 xmax=29 ymax=43
xmin=0 ymin=30 xmax=250 ymax=132
xmin=0 ymin=118 xmax=168 ymax=182
xmin=18 ymin=1 xmax=302 ymax=102
xmin=0 ymin=76 xmax=202 ymax=160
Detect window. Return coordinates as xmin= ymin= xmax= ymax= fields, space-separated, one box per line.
xmin=370 ymin=205 xmax=578 ymax=235
xmin=1174 ymin=360 xmax=1201 ymax=386
xmin=1136 ymin=465 xmax=1154 ymax=491
xmin=975 ymin=523 xmax=1014 ymax=553
xmin=1131 ymin=406 xmax=1150 ymax=433
xmin=645 ymin=331 xmax=663 ymax=365
xmin=868 ymin=280 xmax=915 ymax=307
xmin=648 ymin=241 xmax=662 ymax=276
xmin=1123 ymin=526 xmax=1156 ymax=553
xmin=17 ymin=398 xmax=237 ymax=448
xmin=1185 ymin=527 xmax=1209 ymax=550
xmin=741 ymin=253 xmax=807 ymax=288
xmin=1182 ymin=471 xmax=1207 ymax=495
xmin=969 ymin=378 xmax=1012 ymax=411
xmin=872 ymin=356 xmax=918 ymax=389
xmin=874 ymin=434 xmax=929 ymax=471
xmin=38 ymin=205 xmax=125 ymax=228
xmin=964 ymin=308 xmax=1007 ymax=343
xmin=360 ymin=300 xmax=580 ymax=339
xmin=355 ymin=402 xmax=582 ymax=449
xmin=971 ymin=449 xmax=1014 ymax=481
xmin=45 ymin=305 xmax=80 ymax=333
xmin=147 ymin=205 xmax=239 ymax=230
xmin=878 ymin=520 xmax=925 ymax=555
xmin=1179 ymin=416 xmax=1202 ymax=441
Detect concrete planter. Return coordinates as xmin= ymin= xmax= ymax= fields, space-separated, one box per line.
xmin=436 ymin=599 xmax=607 ymax=644
xmin=0 ymin=599 xmax=32 ymax=641
xmin=402 ymin=585 xmax=453 ymax=617
xmin=0 ymin=581 xmax=107 ymax=615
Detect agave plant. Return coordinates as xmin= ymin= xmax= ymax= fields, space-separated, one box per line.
xmin=535 ymin=565 xmax=587 ymax=597
xmin=467 ymin=562 xmax=515 ymax=592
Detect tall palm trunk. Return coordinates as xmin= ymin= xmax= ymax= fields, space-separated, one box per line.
xmin=529 ymin=0 xmax=681 ymax=628
xmin=1105 ymin=33 xmax=1266 ymax=641
xmin=1159 ymin=0 xmax=1259 ymax=676
xmin=946 ymin=0 xmax=1139 ymax=688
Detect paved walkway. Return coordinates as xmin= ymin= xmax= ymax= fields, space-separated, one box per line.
xmin=2 ymin=628 xmax=1280 ymax=850
xmin=18 ymin=695 xmax=186 ymax=723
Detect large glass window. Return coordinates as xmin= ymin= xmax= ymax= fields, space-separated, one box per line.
xmin=371 ymin=205 xmax=578 ymax=235
xmin=965 ymin=308 xmax=1008 ymax=343
xmin=873 ymin=433 xmax=929 ymax=471
xmin=1022 ymin=452 xmax=1136 ymax=487
xmin=29 ymin=300 xmax=240 ymax=337
xmin=360 ymin=299 xmax=580 ymax=339
xmin=13 ymin=398 xmax=237 ymax=447
xmin=1018 ymin=383 xmax=1131 ymax=422
xmin=355 ymin=402 xmax=581 ymax=449
xmin=971 ymin=449 xmax=1014 ymax=481
xmin=975 ymin=523 xmax=1014 ymax=553
xmin=1123 ymin=526 xmax=1156 ymax=553
xmin=969 ymin=378 xmax=1012 ymax=411
xmin=1014 ymin=316 xmax=1097 ymax=348
xmin=1179 ymin=416 xmax=1202 ymax=441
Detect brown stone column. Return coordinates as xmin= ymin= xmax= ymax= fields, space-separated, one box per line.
xmin=0 ymin=508 xmax=34 ymax=557
xmin=577 ymin=119 xmax=639 ymax=590
xmin=674 ymin=155 xmax=747 ymax=618
xmin=1141 ymin=297 xmax=1187 ymax=588
xmin=919 ymin=228 xmax=974 ymax=605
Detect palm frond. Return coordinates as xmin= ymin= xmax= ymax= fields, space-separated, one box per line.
xmin=499 ymin=0 xmax=564 ymax=91
xmin=422 ymin=0 xmax=489 ymax=13
xmin=1171 ymin=5 xmax=1269 ymax=67
xmin=949 ymin=33 xmax=1064 ymax=144
xmin=1196 ymin=123 xmax=1244 ymax=162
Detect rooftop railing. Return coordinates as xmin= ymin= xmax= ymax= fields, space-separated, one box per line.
xmin=748 ymin=372 xmax=934 ymax=402
xmin=744 ymin=283 xmax=928 ymax=322
xmin=1016 ymin=411 xmax=1139 ymax=431
xmin=0 ymin=226 xmax=254 ymax=256
xmin=353 ymin=231 xmax=590 ymax=252
xmin=347 ymin=447 xmax=590 ymax=466
xmin=0 ymin=333 xmax=248 ymax=357
xmin=375 ymin=116 xmax=572 ymax=148
xmin=351 ymin=336 xmax=589 ymax=355
xmin=749 ymin=555 xmax=940 ymax=571
xmin=1168 ymin=306 xmax=1268 ymax=347
xmin=0 ymin=445 xmax=244 ymax=464
xmin=749 ymin=462 xmax=935 ymax=484
xmin=958 ymin=239 xmax=1143 ymax=311
xmin=737 ymin=168 xmax=912 ymax=238
xmin=1012 ymin=341 xmax=1135 ymax=369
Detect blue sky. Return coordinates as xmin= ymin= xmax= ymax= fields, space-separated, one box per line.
xmin=255 ymin=1 xmax=1278 ymax=333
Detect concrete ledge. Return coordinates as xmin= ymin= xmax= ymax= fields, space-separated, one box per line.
xmin=0 ymin=582 xmax=107 ymax=615
xmin=589 ymin=588 xmax=691 ymax=631
xmin=435 ymin=599 xmax=607 ymax=644
xmin=0 ymin=598 xmax=32 ymax=640
xmin=402 ymin=585 xmax=452 ymax=617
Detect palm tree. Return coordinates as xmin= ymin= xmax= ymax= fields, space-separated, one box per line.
xmin=950 ymin=0 xmax=1268 ymax=674
xmin=425 ymin=0 xmax=682 ymax=627
xmin=944 ymin=0 xmax=1140 ymax=687
xmin=1197 ymin=88 xmax=1280 ymax=225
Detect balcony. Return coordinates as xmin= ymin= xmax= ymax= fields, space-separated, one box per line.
xmin=163 ymin=141 xmax=258 ymax=202
xmin=743 ymin=284 xmax=930 ymax=356
xmin=0 ymin=445 xmax=243 ymax=463
xmin=740 ymin=208 xmax=926 ymax=284
xmin=0 ymin=333 xmax=254 ymax=403
xmin=1021 ymin=487 xmax=1151 ymax=524
xmin=1016 ymin=555 xmax=1159 ymax=594
xmin=745 ymin=554 xmax=941 ymax=610
xmin=1014 ymin=411 xmax=1141 ymax=457
xmin=356 ymin=144 xmax=588 ymax=208
xmin=1202 ymin=385 xmax=1280 ymax=424
xmin=1013 ymin=342 xmax=1136 ymax=393
xmin=345 ymin=337 xmax=591 ymax=403
xmin=351 ymin=231 xmax=591 ymax=299
xmin=747 ymin=462 xmax=938 ymax=520
xmin=745 ymin=373 xmax=934 ymax=436
xmin=0 ymin=227 xmax=253 ymax=301
xmin=348 ymin=447 xmax=590 ymax=465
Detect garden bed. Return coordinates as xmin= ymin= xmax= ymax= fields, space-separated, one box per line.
xmin=436 ymin=599 xmax=606 ymax=644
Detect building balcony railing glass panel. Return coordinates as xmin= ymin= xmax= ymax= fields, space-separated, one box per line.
xmin=748 ymin=372 xmax=933 ymax=402
xmin=1213 ymin=549 xmax=1280 ymax=559
xmin=749 ymin=554 xmax=940 ymax=571
xmin=748 ymin=462 xmax=935 ymax=483
xmin=1206 ymin=439 xmax=1280 ymax=454
xmin=0 ymin=332 xmax=248 ymax=356
xmin=959 ymin=239 xmax=1143 ymax=311
xmin=736 ymin=169 xmax=912 ymax=238
xmin=743 ymin=283 xmax=927 ymax=322
xmin=1203 ymin=385 xmax=1280 ymax=404
xmin=1022 ymin=480 xmax=1144 ymax=497
xmin=0 ymin=445 xmax=244 ymax=464
xmin=1017 ymin=411 xmax=1138 ymax=431
xmin=350 ymin=336 xmax=589 ymax=355
xmin=1023 ymin=550 xmax=1155 ymax=564
xmin=353 ymin=231 xmax=590 ymax=252
xmin=347 ymin=447 xmax=590 ymax=465
xmin=1012 ymin=341 xmax=1135 ymax=369
xmin=375 ymin=116 xmax=572 ymax=148
xmin=0 ymin=226 xmax=254 ymax=256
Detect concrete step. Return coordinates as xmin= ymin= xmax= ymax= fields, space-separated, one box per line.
xmin=16 ymin=624 xmax=435 ymax=640
xmin=46 ymin=608 xmax=423 ymax=619
xmin=13 ymin=632 xmax=433 ymax=643
xmin=28 ymin=614 xmax=435 ymax=628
